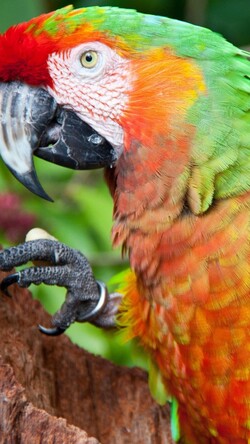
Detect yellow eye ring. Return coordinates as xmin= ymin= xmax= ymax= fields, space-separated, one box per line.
xmin=80 ymin=50 xmax=98 ymax=69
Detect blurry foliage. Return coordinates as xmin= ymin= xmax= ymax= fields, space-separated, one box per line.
xmin=0 ymin=192 xmax=36 ymax=243
xmin=0 ymin=0 xmax=250 ymax=371
xmin=0 ymin=0 xmax=44 ymax=32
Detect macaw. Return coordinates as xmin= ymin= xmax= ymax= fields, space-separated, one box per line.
xmin=0 ymin=5 xmax=249 ymax=443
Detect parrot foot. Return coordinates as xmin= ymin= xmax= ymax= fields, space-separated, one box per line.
xmin=0 ymin=239 xmax=120 ymax=335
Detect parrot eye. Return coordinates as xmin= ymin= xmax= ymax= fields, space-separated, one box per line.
xmin=80 ymin=50 xmax=99 ymax=69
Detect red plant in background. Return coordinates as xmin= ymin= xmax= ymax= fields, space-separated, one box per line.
xmin=0 ymin=193 xmax=36 ymax=243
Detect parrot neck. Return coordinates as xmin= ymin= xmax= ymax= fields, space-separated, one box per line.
xmin=105 ymin=130 xmax=193 ymax=275
xmin=105 ymin=46 xmax=206 ymax=254
xmin=104 ymin=46 xmax=208 ymax=298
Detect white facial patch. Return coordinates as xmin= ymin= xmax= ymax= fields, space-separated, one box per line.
xmin=47 ymin=42 xmax=132 ymax=155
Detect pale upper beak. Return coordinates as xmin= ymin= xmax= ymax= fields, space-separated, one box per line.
xmin=0 ymin=81 xmax=117 ymax=201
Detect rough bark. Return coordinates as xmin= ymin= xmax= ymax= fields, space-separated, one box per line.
xmin=0 ymin=269 xmax=173 ymax=443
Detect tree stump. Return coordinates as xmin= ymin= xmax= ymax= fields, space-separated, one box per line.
xmin=0 ymin=269 xmax=173 ymax=443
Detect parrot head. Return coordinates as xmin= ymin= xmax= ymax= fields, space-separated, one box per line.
xmin=0 ymin=6 xmax=128 ymax=200
xmin=0 ymin=5 xmax=206 ymax=202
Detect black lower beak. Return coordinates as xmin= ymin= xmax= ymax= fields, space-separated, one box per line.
xmin=0 ymin=81 xmax=117 ymax=201
xmin=35 ymin=107 xmax=117 ymax=170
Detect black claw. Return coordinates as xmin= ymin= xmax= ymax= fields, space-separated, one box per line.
xmin=38 ymin=324 xmax=66 ymax=336
xmin=38 ymin=281 xmax=108 ymax=336
xmin=0 ymin=272 xmax=20 ymax=296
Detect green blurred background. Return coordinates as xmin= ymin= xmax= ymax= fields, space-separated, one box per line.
xmin=0 ymin=0 xmax=249 ymax=374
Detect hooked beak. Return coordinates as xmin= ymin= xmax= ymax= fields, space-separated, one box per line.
xmin=0 ymin=81 xmax=117 ymax=201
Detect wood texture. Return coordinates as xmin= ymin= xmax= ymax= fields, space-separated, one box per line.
xmin=0 ymin=269 xmax=173 ymax=444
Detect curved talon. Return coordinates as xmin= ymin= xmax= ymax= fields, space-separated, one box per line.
xmin=0 ymin=272 xmax=20 ymax=296
xmin=79 ymin=280 xmax=109 ymax=322
xmin=38 ymin=281 xmax=108 ymax=336
xmin=38 ymin=324 xmax=66 ymax=336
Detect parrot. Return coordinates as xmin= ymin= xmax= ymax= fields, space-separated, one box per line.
xmin=0 ymin=5 xmax=249 ymax=444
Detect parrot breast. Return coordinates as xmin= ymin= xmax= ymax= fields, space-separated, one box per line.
xmin=113 ymin=168 xmax=250 ymax=443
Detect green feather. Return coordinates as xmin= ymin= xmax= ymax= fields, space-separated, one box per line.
xmin=170 ymin=397 xmax=181 ymax=442
xmin=148 ymin=357 xmax=169 ymax=406
xmin=188 ymin=52 xmax=250 ymax=212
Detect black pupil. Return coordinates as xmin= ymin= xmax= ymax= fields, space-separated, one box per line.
xmin=86 ymin=53 xmax=93 ymax=62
